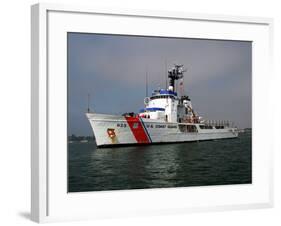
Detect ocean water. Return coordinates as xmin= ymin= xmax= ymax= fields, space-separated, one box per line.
xmin=68 ymin=131 xmax=251 ymax=192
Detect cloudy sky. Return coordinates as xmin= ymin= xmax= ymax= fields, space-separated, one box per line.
xmin=68 ymin=33 xmax=252 ymax=136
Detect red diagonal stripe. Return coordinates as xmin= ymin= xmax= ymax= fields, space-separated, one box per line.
xmin=125 ymin=116 xmax=150 ymax=143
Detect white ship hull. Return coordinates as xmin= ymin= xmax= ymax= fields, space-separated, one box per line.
xmin=86 ymin=113 xmax=238 ymax=147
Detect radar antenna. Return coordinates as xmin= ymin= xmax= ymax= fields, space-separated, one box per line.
xmin=168 ymin=64 xmax=187 ymax=90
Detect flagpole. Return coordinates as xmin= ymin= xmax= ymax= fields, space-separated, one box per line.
xmin=87 ymin=94 xmax=90 ymax=113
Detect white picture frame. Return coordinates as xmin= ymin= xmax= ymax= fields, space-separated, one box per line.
xmin=31 ymin=3 xmax=274 ymax=223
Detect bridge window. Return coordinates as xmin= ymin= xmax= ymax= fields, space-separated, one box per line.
xmin=150 ymin=95 xmax=175 ymax=100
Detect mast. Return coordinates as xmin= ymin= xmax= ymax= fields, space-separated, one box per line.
xmin=165 ymin=60 xmax=167 ymax=89
xmin=168 ymin=64 xmax=186 ymax=92
xmin=145 ymin=71 xmax=148 ymax=97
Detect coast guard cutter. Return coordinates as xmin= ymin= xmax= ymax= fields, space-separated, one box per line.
xmin=86 ymin=65 xmax=238 ymax=147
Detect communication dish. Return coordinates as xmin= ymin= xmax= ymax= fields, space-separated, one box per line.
xmin=144 ymin=97 xmax=150 ymax=105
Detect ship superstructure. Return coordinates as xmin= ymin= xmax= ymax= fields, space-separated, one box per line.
xmin=86 ymin=64 xmax=238 ymax=147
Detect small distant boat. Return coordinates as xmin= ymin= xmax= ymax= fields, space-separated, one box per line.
xmin=80 ymin=140 xmax=88 ymax=143
xmin=87 ymin=64 xmax=238 ymax=147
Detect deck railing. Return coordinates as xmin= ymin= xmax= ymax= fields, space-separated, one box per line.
xmin=203 ymin=120 xmax=235 ymax=128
